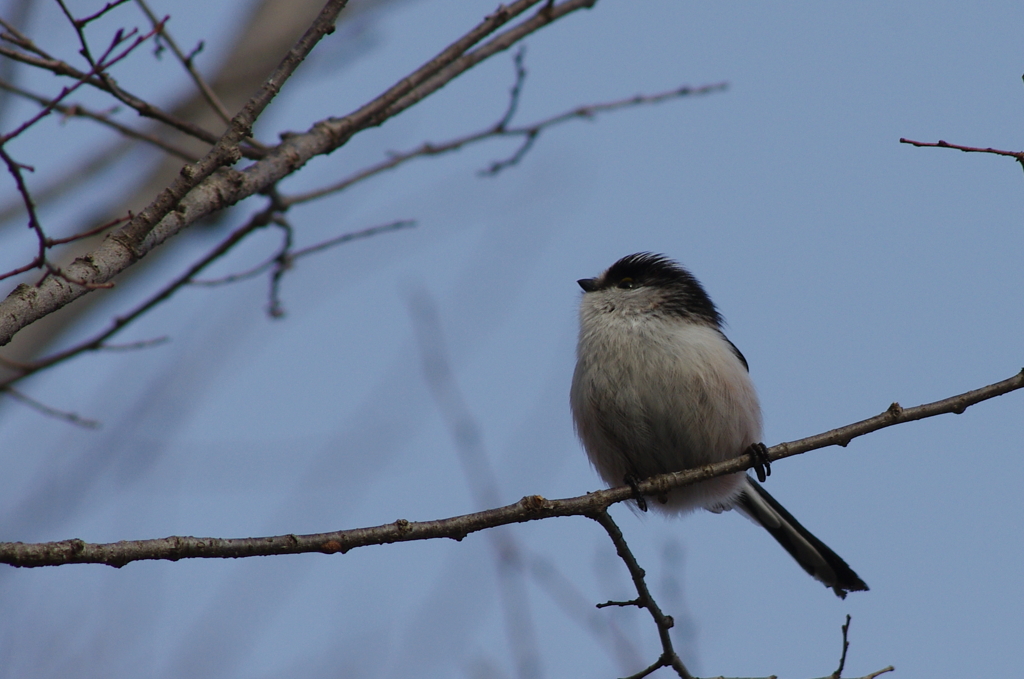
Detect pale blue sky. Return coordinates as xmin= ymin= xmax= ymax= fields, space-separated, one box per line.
xmin=1 ymin=1 xmax=1023 ymax=678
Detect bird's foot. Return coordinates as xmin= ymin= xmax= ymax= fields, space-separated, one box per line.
xmin=624 ymin=473 xmax=648 ymax=512
xmin=746 ymin=442 xmax=771 ymax=483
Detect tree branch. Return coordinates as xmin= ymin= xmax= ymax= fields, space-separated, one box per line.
xmin=899 ymin=137 xmax=1024 ymax=161
xmin=2 ymin=367 xmax=1019 ymax=568
xmin=0 ymin=78 xmax=198 ymax=161
xmin=134 ymin=0 xmax=233 ymax=127
xmin=284 ymin=81 xmax=725 ymax=206
xmin=591 ymin=509 xmax=693 ymax=679
xmin=0 ymin=0 xmax=594 ymax=348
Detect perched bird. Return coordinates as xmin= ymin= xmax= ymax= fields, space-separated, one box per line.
xmin=570 ymin=253 xmax=867 ymax=598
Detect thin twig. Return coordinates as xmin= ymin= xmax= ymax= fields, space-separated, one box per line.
xmin=0 ymin=78 xmax=198 ymax=160
xmin=285 ymin=81 xmax=726 ymax=206
xmin=0 ymin=141 xmax=133 ymax=227
xmin=899 ymin=137 xmax=1024 ymax=161
xmin=1 ymin=367 xmax=1020 ymax=568
xmin=97 ymin=336 xmax=169 ymax=351
xmin=0 ymin=20 xmax=160 ymax=144
xmin=0 ymin=0 xmax=597 ymax=347
xmin=590 ymin=509 xmax=693 ymax=679
xmin=831 ymin=615 xmax=852 ymax=679
xmin=186 ymin=218 xmax=413 ymax=318
xmin=45 ymin=214 xmax=131 ymax=247
xmin=186 ymin=222 xmax=292 ymax=287
xmin=496 ymin=46 xmax=528 ymax=130
xmin=0 ymin=202 xmax=283 ymax=385
xmin=265 ymin=216 xmax=293 ymax=318
xmin=73 ymin=0 xmax=132 ymax=29
xmin=897 ymin=134 xmax=1024 ymax=176
xmin=133 ymin=0 xmax=234 ymax=128
xmin=0 ymin=17 xmax=51 ymax=59
xmin=0 ymin=40 xmax=233 ymax=153
xmin=0 ymin=145 xmax=44 ymax=272
xmin=1 ymin=386 xmax=100 ymax=429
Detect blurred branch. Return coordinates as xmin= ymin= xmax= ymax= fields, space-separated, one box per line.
xmin=0 ymin=78 xmax=198 ymax=161
xmin=478 ymin=81 xmax=729 ymax=176
xmin=0 ymin=0 xmax=34 ymax=123
xmin=284 ymin=76 xmax=727 ymax=206
xmin=1 ymin=385 xmax=100 ymax=429
xmin=409 ymin=287 xmax=543 ymax=678
xmin=0 ymin=210 xmax=410 ymax=389
xmin=528 ymin=556 xmax=643 ymax=672
xmin=0 ymin=141 xmax=132 ymax=226
xmin=2 ymin=367 xmax=1020 ymax=567
xmin=134 ymin=0 xmax=233 ymax=127
xmin=0 ymin=0 xmax=595 ymax=347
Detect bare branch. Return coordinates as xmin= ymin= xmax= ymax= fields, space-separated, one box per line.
xmin=0 ymin=78 xmax=198 ymax=160
xmin=186 ymin=223 xmax=292 ymax=287
xmin=72 ymin=0 xmax=133 ymax=29
xmin=1 ymin=367 xmax=1019 ymax=568
xmin=0 ymin=19 xmax=163 ymax=144
xmin=496 ymin=46 xmax=528 ymax=130
xmin=0 ymin=146 xmax=43 ymax=266
xmin=0 ymin=17 xmax=53 ymax=60
xmin=133 ymin=0 xmax=234 ymax=127
xmin=590 ymin=509 xmax=693 ymax=679
xmin=0 ymin=202 xmax=282 ymax=386
xmin=899 ymin=137 xmax=1024 ymax=161
xmin=1 ymin=386 xmax=100 ymax=429
xmin=44 ymin=215 xmax=131 ymax=247
xmin=285 ymin=81 xmax=725 ymax=206
xmin=831 ymin=615 xmax=852 ymax=679
xmin=265 ymin=219 xmax=414 ymax=317
xmin=0 ymin=38 xmax=232 ymax=152
xmin=0 ymin=141 xmax=132 ymax=226
xmin=0 ymin=0 xmax=596 ymax=347
xmin=97 ymin=336 xmax=169 ymax=351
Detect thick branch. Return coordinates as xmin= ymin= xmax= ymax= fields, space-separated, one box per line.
xmin=1 ymin=368 xmax=1019 ymax=568
xmin=0 ymin=0 xmax=594 ymax=348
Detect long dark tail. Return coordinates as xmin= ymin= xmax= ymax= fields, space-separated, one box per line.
xmin=735 ymin=477 xmax=869 ymax=599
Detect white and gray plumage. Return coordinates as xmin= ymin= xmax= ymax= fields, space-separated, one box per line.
xmin=570 ymin=253 xmax=867 ymax=598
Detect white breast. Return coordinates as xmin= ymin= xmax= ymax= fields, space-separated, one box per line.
xmin=570 ymin=299 xmax=762 ymax=513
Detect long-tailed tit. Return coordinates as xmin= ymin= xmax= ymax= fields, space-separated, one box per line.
xmin=570 ymin=253 xmax=867 ymax=598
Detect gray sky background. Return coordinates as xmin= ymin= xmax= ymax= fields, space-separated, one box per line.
xmin=1 ymin=1 xmax=1022 ymax=678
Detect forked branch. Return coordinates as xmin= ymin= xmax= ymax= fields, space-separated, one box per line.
xmin=1 ymin=367 xmax=1019 ymax=568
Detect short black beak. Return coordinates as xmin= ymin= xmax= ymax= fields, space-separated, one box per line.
xmin=577 ymin=278 xmax=598 ymax=292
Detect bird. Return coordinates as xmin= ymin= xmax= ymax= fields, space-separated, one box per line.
xmin=569 ymin=252 xmax=867 ymax=598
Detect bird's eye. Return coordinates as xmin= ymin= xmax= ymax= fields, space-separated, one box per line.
xmin=617 ymin=277 xmax=635 ymax=289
